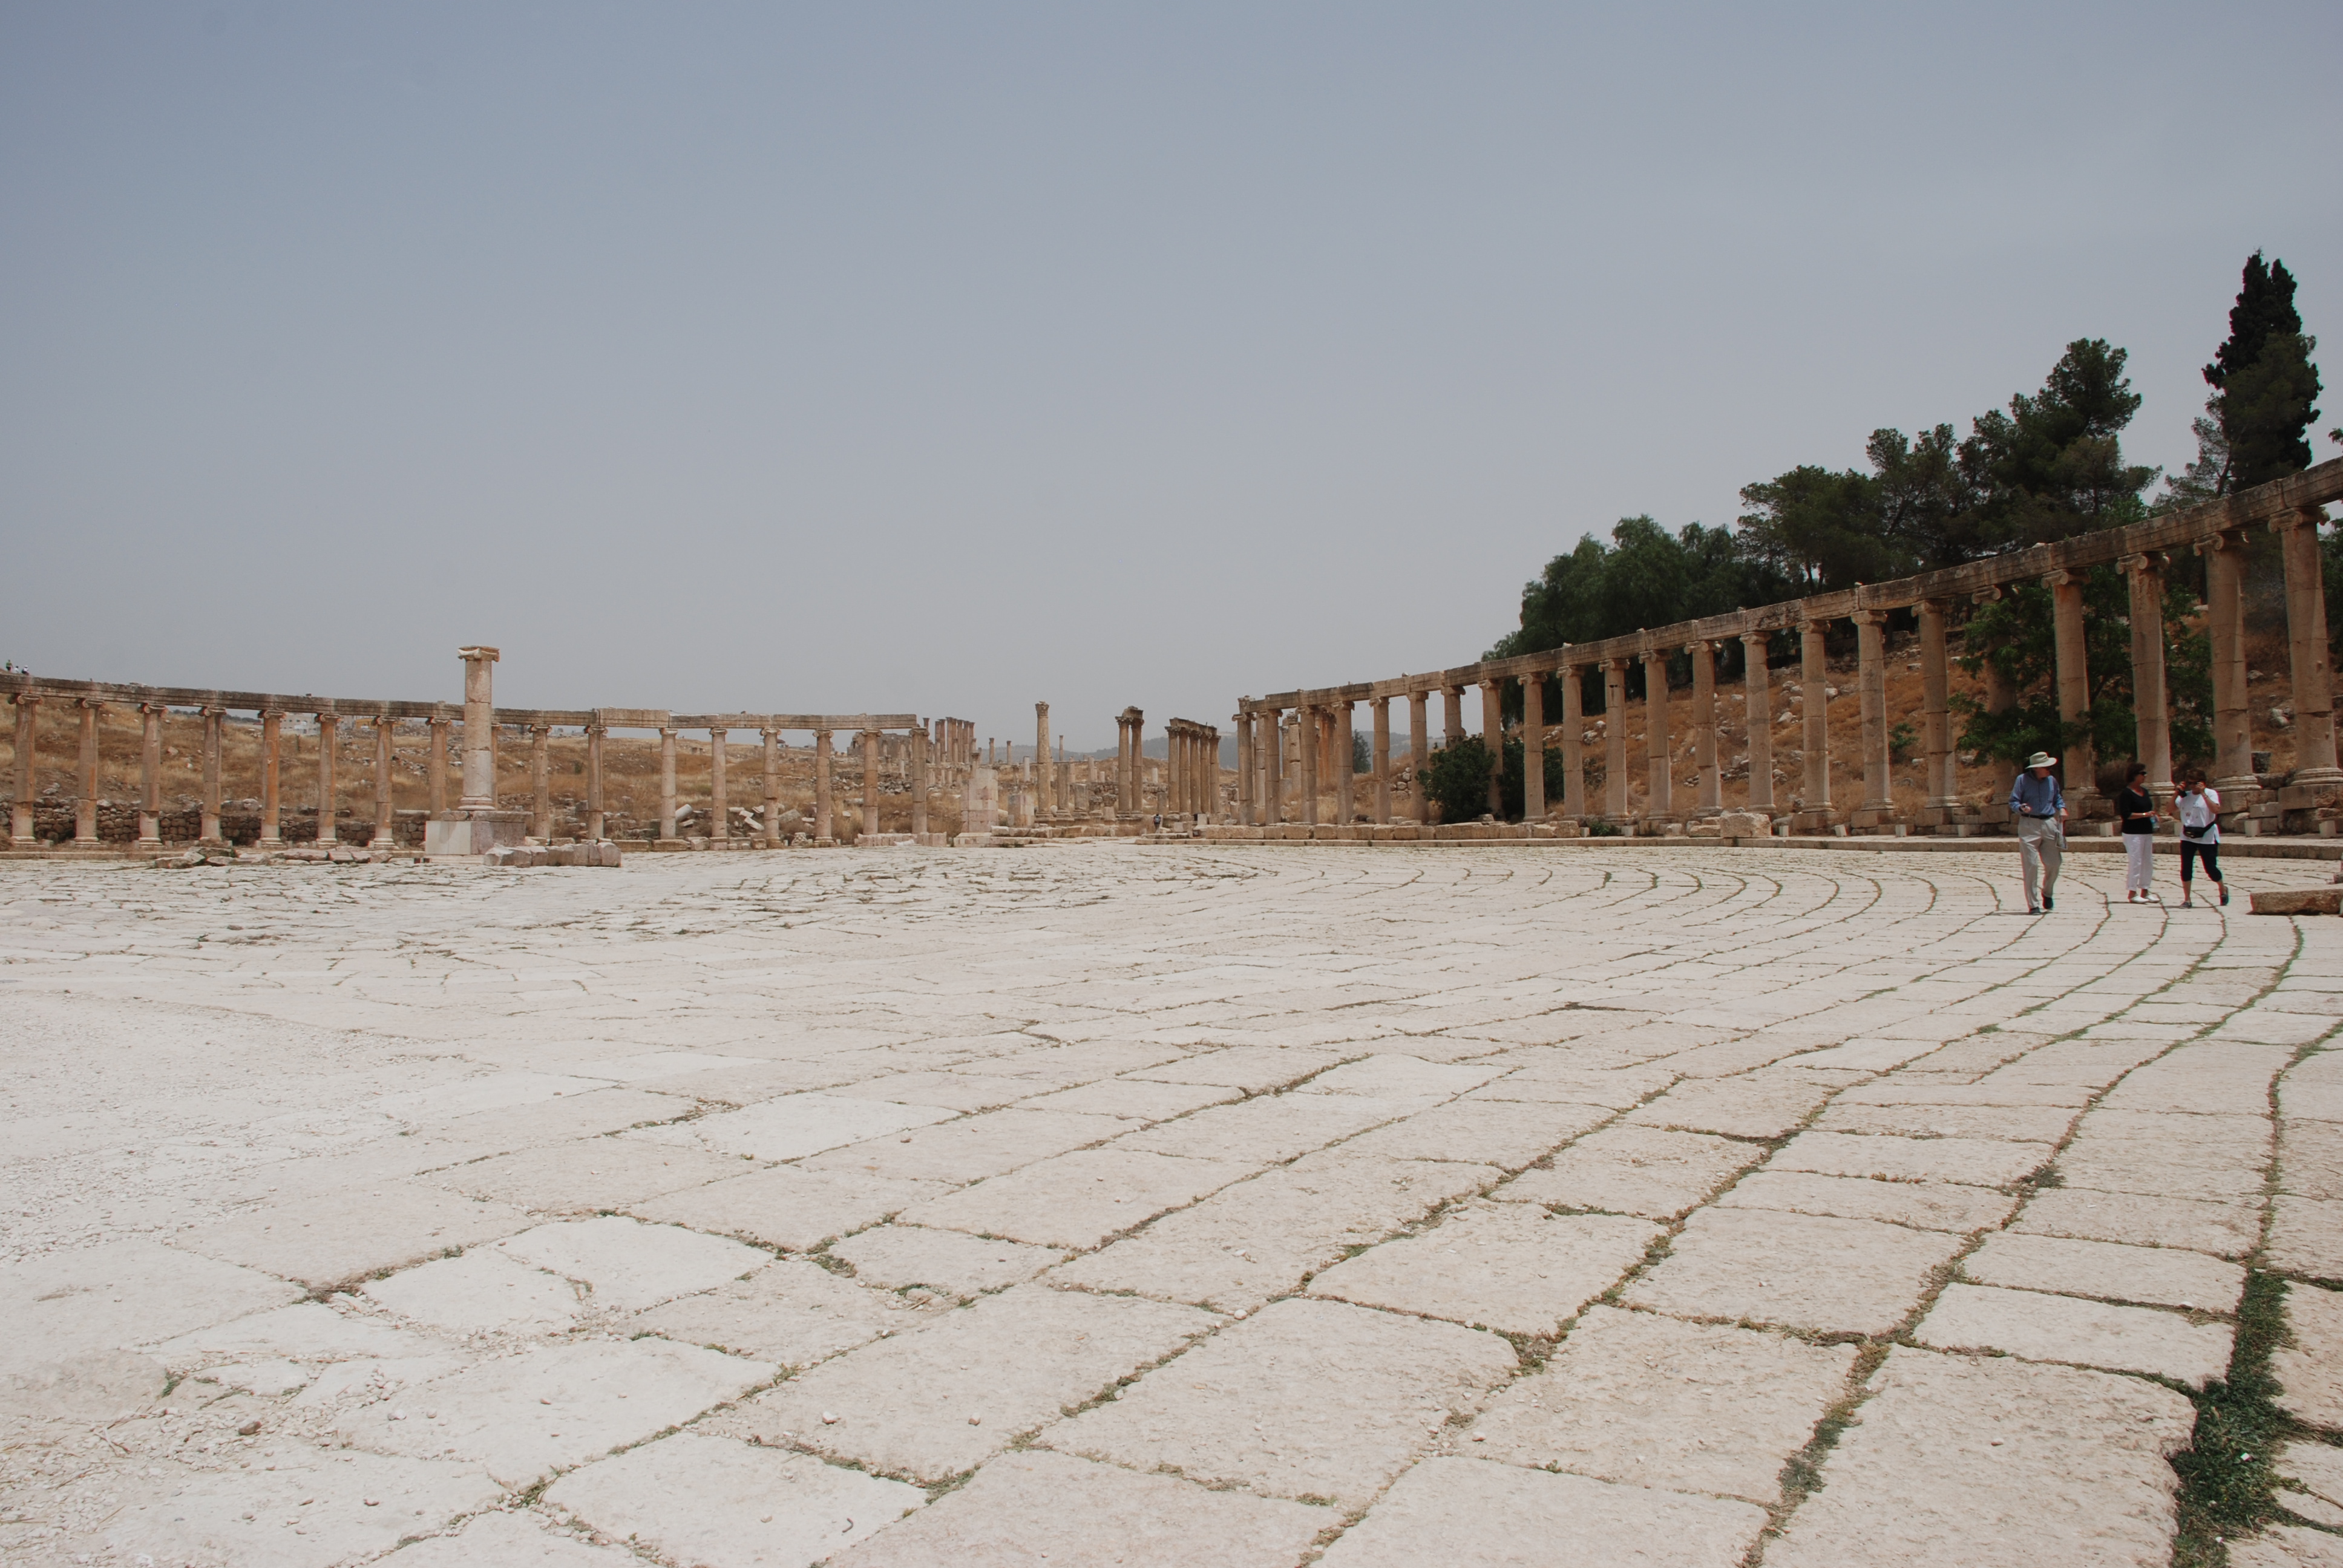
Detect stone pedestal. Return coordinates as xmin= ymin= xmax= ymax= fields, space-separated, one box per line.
xmin=424 ymin=809 xmax=530 ymax=858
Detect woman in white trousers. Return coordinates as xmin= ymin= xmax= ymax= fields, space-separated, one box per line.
xmin=2114 ymin=762 xmax=2157 ymax=902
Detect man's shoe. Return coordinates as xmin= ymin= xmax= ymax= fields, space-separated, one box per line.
xmin=2220 ymin=885 xmax=2230 ymax=907
xmin=2042 ymin=893 xmax=2053 ymax=912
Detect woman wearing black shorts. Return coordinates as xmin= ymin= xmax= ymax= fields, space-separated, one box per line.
xmin=2175 ymin=774 xmax=2227 ymax=907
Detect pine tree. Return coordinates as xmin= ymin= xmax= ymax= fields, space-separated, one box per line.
xmin=2168 ymin=252 xmax=2324 ymax=502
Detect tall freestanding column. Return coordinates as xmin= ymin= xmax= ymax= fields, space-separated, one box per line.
xmin=2116 ymin=558 xmax=2172 ymax=803
xmin=1603 ymin=659 xmax=1629 ymax=818
xmin=373 ymin=715 xmax=398 ymax=849
xmin=1480 ymin=679 xmax=1504 ymax=817
xmin=1742 ymin=630 xmax=1774 ymax=814
xmin=260 ymin=708 xmax=283 ymax=845
xmin=75 ymin=699 xmax=101 ymax=844
xmin=658 ymin=727 xmax=681 ymax=844
xmin=2278 ymin=507 xmax=2341 ymax=782
xmin=10 ymin=696 xmax=36 ymax=847
xmin=2045 ymin=571 xmax=2096 ymax=806
xmin=1407 ymin=689 xmax=1430 ymax=822
xmin=2203 ymin=531 xmax=2255 ymax=792
xmin=707 ymin=727 xmax=728 ymax=846
xmin=1853 ymin=609 xmax=1893 ymax=818
xmin=1641 ymin=649 xmax=1671 ymax=822
xmin=1559 ymin=664 xmax=1584 ymax=819
xmin=862 ymin=725 xmax=881 ymax=837
xmin=1688 ymin=642 xmax=1719 ymax=814
xmin=813 ymin=728 xmax=835 ymax=841
xmin=315 ymin=710 xmax=338 ymax=848
xmin=137 ymin=702 xmax=164 ymax=850
xmin=529 ymin=724 xmax=552 ymax=842
xmin=586 ymin=724 xmax=607 ymax=840
xmin=1917 ymin=602 xmax=1956 ymax=812
xmin=459 ymin=648 xmax=499 ymax=808
xmin=199 ymin=705 xmax=224 ymax=846
xmin=1371 ymin=697 xmax=1392 ymax=822
xmin=761 ymin=727 xmax=782 ymax=847
xmin=1035 ymin=704 xmax=1052 ymax=816
xmin=1798 ymin=619 xmax=1833 ymax=820
xmin=1522 ymin=674 xmax=1545 ymax=820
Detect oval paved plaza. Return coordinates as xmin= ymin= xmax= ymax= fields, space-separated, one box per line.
xmin=5 ymin=844 xmax=2342 ymax=1567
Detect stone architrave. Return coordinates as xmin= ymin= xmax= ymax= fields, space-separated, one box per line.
xmin=425 ymin=646 xmax=528 ymax=857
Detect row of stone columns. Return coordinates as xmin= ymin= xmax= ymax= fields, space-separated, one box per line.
xmin=1162 ymin=719 xmax=1221 ymax=818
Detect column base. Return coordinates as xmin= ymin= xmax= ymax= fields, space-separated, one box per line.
xmin=135 ymin=837 xmax=162 ymax=851
xmin=1789 ymin=809 xmax=1837 ymax=834
xmin=424 ymin=809 xmax=531 ymax=857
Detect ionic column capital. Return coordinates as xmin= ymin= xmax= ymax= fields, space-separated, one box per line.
xmin=1739 ymin=628 xmax=1769 ymax=649
xmin=2118 ymin=551 xmax=2168 ymax=577
xmin=2040 ymin=569 xmax=2082 ymax=590
xmin=1849 ymin=608 xmax=1887 ymax=627
xmin=2197 ymin=528 xmax=2251 ymax=556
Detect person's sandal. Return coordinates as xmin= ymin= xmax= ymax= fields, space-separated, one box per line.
xmin=2220 ymin=885 xmax=2230 ymax=907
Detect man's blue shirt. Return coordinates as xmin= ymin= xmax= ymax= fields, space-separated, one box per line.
xmin=2010 ymin=772 xmax=2064 ymax=818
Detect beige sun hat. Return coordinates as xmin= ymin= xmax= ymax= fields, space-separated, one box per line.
xmin=2025 ymin=751 xmax=2056 ymax=768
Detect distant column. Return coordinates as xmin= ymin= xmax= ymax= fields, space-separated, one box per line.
xmin=138 ymin=702 xmax=164 ymax=850
xmin=2117 ymin=558 xmax=2172 ymax=804
xmin=315 ymin=710 xmax=338 ymax=848
xmin=1480 ymin=679 xmax=1504 ymax=817
xmin=1236 ymin=711 xmax=1256 ymax=824
xmin=862 ymin=725 xmax=881 ymax=837
xmin=373 ymin=714 xmax=398 ymax=849
xmin=761 ymin=727 xmax=782 ymax=846
xmin=427 ymin=716 xmax=449 ymax=815
xmin=1917 ymin=602 xmax=1957 ymax=811
xmin=1330 ymin=702 xmax=1354 ymax=823
xmin=9 ymin=696 xmax=35 ymax=847
xmin=531 ymin=724 xmax=553 ymax=842
xmin=2045 ymin=572 xmax=2096 ymax=806
xmin=1742 ymin=630 xmax=1774 ymax=814
xmin=659 ymin=726 xmax=681 ymax=844
xmin=1603 ymin=659 xmax=1629 ymax=819
xmin=1800 ymin=619 xmax=1832 ymax=816
xmin=2278 ymin=507 xmax=2341 ymax=782
xmin=260 ymin=708 xmax=283 ymax=844
xmin=586 ymin=724 xmax=608 ymax=840
xmin=2203 ymin=531 xmax=2255 ymax=792
xmin=1522 ymin=674 xmax=1545 ymax=820
xmin=1035 ymin=703 xmax=1052 ymax=815
xmin=912 ymin=725 xmax=930 ymax=837
xmin=1408 ymin=689 xmax=1430 ymax=822
xmin=1688 ymin=642 xmax=1719 ymax=814
xmin=813 ymin=728 xmax=835 ymax=840
xmin=1641 ymin=649 xmax=1671 ymax=822
xmin=1259 ymin=707 xmax=1283 ymax=823
xmin=199 ymin=705 xmax=224 ymax=846
xmin=707 ymin=727 xmax=728 ymax=846
xmin=458 ymin=647 xmax=499 ymax=809
xmin=1371 ymin=697 xmax=1392 ymax=822
xmin=1558 ymin=664 xmax=1584 ymax=819
xmin=75 ymin=699 xmax=102 ymax=844
xmin=1853 ymin=610 xmax=1893 ymax=815
xmin=1443 ymin=685 xmax=1464 ymax=750
xmin=1299 ymin=707 xmax=1321 ymax=825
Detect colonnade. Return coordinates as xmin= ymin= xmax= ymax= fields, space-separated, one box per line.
xmin=1162 ymin=719 xmax=1221 ymax=818
xmin=1239 ymin=463 xmax=2343 ymax=834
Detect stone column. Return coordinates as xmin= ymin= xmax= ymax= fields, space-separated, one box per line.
xmin=1035 ymin=703 xmax=1052 ymax=815
xmin=1603 ymin=660 xmax=1629 ymax=818
xmin=1974 ymin=587 xmax=2016 ymax=714
xmin=1260 ymin=707 xmax=1283 ymax=824
xmin=530 ymin=724 xmax=553 ymax=842
xmin=1371 ymin=697 xmax=1392 ymax=822
xmin=260 ymin=708 xmax=283 ymax=844
xmin=1917 ymin=602 xmax=1956 ymax=812
xmin=659 ymin=727 xmax=681 ymax=844
xmin=1407 ymin=689 xmax=1430 ymax=822
xmin=1641 ymin=650 xmax=1671 ymax=822
xmin=2117 ymin=558 xmax=2172 ymax=803
xmin=2045 ymin=572 xmax=2095 ymax=805
xmin=1443 ymin=685 xmax=1464 ymax=749
xmin=2278 ymin=507 xmax=2341 ymax=781
xmin=1319 ymin=704 xmax=1344 ymax=823
xmin=1742 ymin=632 xmax=1774 ymax=813
xmin=199 ymin=705 xmax=223 ymax=846
xmin=586 ymin=724 xmax=607 ymax=840
xmin=1853 ymin=610 xmax=1893 ymax=817
xmin=458 ymin=647 xmax=499 ymax=809
xmin=2203 ymin=531 xmax=2255 ymax=791
xmin=1797 ymin=619 xmax=1833 ymax=818
xmin=707 ymin=727 xmax=727 ymax=846
xmin=862 ymin=726 xmax=881 ymax=837
xmin=75 ymin=699 xmax=100 ymax=844
xmin=315 ymin=710 xmax=338 ymax=848
xmin=1299 ymin=707 xmax=1320 ymax=825
xmin=373 ymin=716 xmax=398 ymax=849
xmin=9 ymin=696 xmax=35 ymax=847
xmin=137 ymin=702 xmax=164 ymax=850
xmin=912 ymin=724 xmax=930 ymax=837
xmin=1479 ymin=680 xmax=1504 ymax=817
xmin=427 ymin=717 xmax=448 ymax=815
xmin=761 ymin=727 xmax=782 ymax=846
xmin=1559 ymin=664 xmax=1584 ymax=819
xmin=1521 ymin=674 xmax=1545 ymax=820
xmin=1688 ymin=643 xmax=1719 ymax=814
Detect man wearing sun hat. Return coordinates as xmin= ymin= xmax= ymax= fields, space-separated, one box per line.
xmin=2008 ymin=750 xmax=2066 ymax=913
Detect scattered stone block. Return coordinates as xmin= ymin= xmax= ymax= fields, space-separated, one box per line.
xmin=494 ymin=1217 xmax=768 ymax=1313
xmin=1494 ymin=1126 xmax=1765 ymax=1220
xmin=2275 ymin=1281 xmax=2343 ymax=1429
xmin=904 ymin=1147 xmax=1252 ymax=1250
xmin=1460 ymin=1305 xmax=1855 ymax=1502
xmin=1916 ymin=1282 xmax=2232 ymax=1387
xmin=632 ymin=1255 xmax=937 ymax=1369
xmin=828 ymin=1224 xmax=1068 ymax=1298
xmin=1043 ymin=1296 xmax=1515 ymax=1509
xmin=2253 ymin=888 xmax=2343 ymax=915
xmin=1306 ymin=1204 xmax=1659 ymax=1335
xmin=546 ymin=1432 xmax=923 ymax=1566
xmin=1715 ymin=1171 xmax=2018 ymax=1233
xmin=1624 ymin=1207 xmax=1964 ymax=1335
xmin=1962 ymin=1232 xmax=2246 ymax=1311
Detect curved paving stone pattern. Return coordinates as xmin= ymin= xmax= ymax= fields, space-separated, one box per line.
xmin=1 ymin=843 xmax=2340 ymax=1566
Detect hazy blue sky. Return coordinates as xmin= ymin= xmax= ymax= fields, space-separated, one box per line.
xmin=5 ymin=4 xmax=2338 ymax=748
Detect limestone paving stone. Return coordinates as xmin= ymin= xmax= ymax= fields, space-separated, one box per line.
xmin=633 ymin=1092 xmax=957 ymax=1163
xmin=170 ymin=1181 xmax=536 ymax=1290
xmin=1314 ymin=1457 xmax=1767 ymax=1568
xmin=903 ymin=1146 xmax=1254 ymax=1250
xmin=2276 ymin=1442 xmax=2343 ymax=1520
xmin=1916 ymin=1282 xmax=2232 ymax=1387
xmin=0 ymin=1239 xmax=304 ymax=1373
xmin=1815 ymin=1100 xmax=2082 ymax=1143
xmin=732 ymin=1282 xmax=1218 ymax=1483
xmin=430 ymin=1137 xmax=747 ymax=1214
xmin=1963 ymin=1232 xmax=2246 ymax=1311
xmin=1306 ymin=1204 xmax=1660 ymax=1336
xmin=2014 ymin=1187 xmax=2264 ymax=1258
xmin=2283 ymin=1118 xmax=2343 ymax=1200
xmin=1494 ymin=1126 xmax=1765 ymax=1220
xmin=1334 ymin=1096 xmax=1611 ymax=1168
xmin=801 ymin=1106 xmax=1130 ymax=1185
xmin=1470 ymin=1062 xmax=1677 ymax=1108
xmin=828 ymin=1224 xmax=1069 ymax=1297
xmin=632 ymin=1255 xmax=938 ymax=1368
xmin=381 ymin=1509 xmax=646 ymax=1565
xmin=545 ymin=1431 xmax=924 ymax=1568
xmin=2269 ymin=1197 xmax=2343 ymax=1280
xmin=827 ymin=1070 xmax=1039 ymax=1112
xmin=493 ymin=1217 xmax=766 ymax=1312
xmin=1625 ymin=1207 xmax=1965 ymax=1335
xmin=1115 ymin=1091 xmax=1436 ymax=1166
xmin=1716 ymin=1171 xmax=2019 ymax=1233
xmin=342 ymin=1336 xmax=772 ymax=1486
xmin=1624 ymin=1070 xmax=1838 ymax=1139
xmin=2232 ymin=1525 xmax=2343 ymax=1568
xmin=1773 ymin=1129 xmax=2055 ymax=1187
xmin=828 ymin=1449 xmax=1329 ymax=1568
xmin=1458 ymin=1305 xmax=1855 ymax=1503
xmin=1298 ymin=1053 xmax=1506 ymax=1099
xmin=364 ymin=1249 xmax=585 ymax=1336
xmin=1765 ymin=1346 xmax=2196 ymax=1568
xmin=2275 ymin=1281 xmax=2343 ymax=1429
xmin=152 ymin=1301 xmax=444 ymax=1374
xmin=1129 ymin=1045 xmax=1349 ymax=1091
xmin=1043 ymin=1296 xmax=1517 ymax=1509
xmin=1013 ymin=1075 xmax=1245 ymax=1122
xmin=628 ymin=1163 xmax=949 ymax=1252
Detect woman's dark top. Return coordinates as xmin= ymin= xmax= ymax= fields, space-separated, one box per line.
xmin=2115 ymin=785 xmax=2155 ymax=835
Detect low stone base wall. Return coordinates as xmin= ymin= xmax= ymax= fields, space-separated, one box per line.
xmin=483 ymin=842 xmax=622 ymax=867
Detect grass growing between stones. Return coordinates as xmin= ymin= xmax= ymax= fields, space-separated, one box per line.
xmin=2171 ymin=1270 xmax=2291 ymax=1567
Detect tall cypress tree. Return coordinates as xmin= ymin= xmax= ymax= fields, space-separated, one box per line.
xmin=2188 ymin=252 xmax=2324 ymax=494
